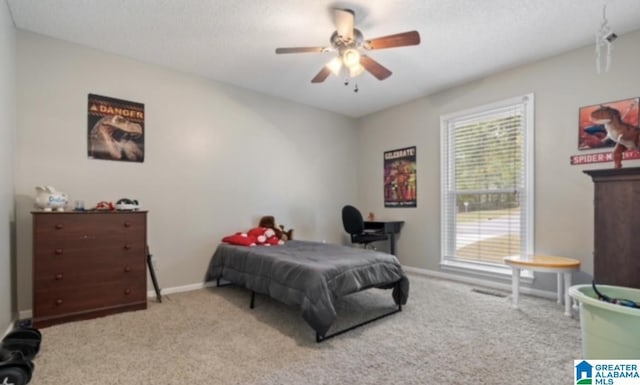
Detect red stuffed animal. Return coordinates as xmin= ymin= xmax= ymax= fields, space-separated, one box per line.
xmin=222 ymin=227 xmax=284 ymax=247
xmin=222 ymin=232 xmax=257 ymax=247
xmin=247 ymin=227 xmax=283 ymax=246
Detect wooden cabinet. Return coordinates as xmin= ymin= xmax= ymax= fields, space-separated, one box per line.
xmin=584 ymin=168 xmax=640 ymax=289
xmin=32 ymin=211 xmax=147 ymax=327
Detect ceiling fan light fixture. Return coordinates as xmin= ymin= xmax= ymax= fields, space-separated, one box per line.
xmin=349 ymin=63 xmax=365 ymax=78
xmin=326 ymin=56 xmax=343 ymax=76
xmin=342 ymin=48 xmax=361 ymax=68
xmin=275 ymin=8 xmax=421 ymax=84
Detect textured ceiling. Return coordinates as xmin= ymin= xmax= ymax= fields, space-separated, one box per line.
xmin=6 ymin=0 xmax=640 ymax=117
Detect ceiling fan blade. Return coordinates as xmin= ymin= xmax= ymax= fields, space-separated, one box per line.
xmin=360 ymin=55 xmax=392 ymax=80
xmin=311 ymin=67 xmax=331 ymax=83
xmin=333 ymin=8 xmax=354 ymax=41
xmin=275 ymin=47 xmax=327 ymax=54
xmin=364 ymin=30 xmax=421 ymax=50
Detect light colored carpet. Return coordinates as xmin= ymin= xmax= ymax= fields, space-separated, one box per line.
xmin=29 ymin=274 xmax=581 ymax=385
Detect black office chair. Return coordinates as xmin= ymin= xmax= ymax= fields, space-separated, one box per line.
xmin=341 ymin=205 xmax=388 ymax=249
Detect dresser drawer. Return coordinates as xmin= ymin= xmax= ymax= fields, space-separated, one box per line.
xmin=34 ymin=243 xmax=146 ymax=280
xmin=34 ymin=212 xmax=146 ymax=243
xmin=34 ymin=258 xmax=145 ymax=288
xmin=34 ymin=239 xmax=145 ymax=265
xmin=32 ymin=211 xmax=148 ymax=327
xmin=34 ymin=278 xmax=147 ymax=318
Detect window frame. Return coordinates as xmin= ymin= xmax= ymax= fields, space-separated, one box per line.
xmin=439 ymin=93 xmax=535 ymax=276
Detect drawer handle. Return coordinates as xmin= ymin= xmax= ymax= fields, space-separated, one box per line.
xmin=55 ymin=273 xmax=63 ymax=280
xmin=124 ymin=244 xmax=131 ymax=250
xmin=124 ymin=221 xmax=131 ymax=228
xmin=124 ymin=266 xmax=131 ymax=272
xmin=55 ymin=224 xmax=64 ymax=230
xmin=124 ymin=288 xmax=131 ymax=295
xmin=54 ymin=248 xmax=63 ymax=255
xmin=55 ymin=299 xmax=63 ymax=306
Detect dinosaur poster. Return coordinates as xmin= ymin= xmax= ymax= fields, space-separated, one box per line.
xmin=384 ymin=146 xmax=417 ymax=208
xmin=578 ymin=97 xmax=639 ymax=150
xmin=87 ymin=94 xmax=145 ymax=162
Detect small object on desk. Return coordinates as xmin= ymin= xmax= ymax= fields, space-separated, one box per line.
xmin=503 ymin=255 xmax=581 ymax=316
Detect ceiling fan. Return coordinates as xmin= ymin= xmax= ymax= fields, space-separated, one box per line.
xmin=275 ymin=8 xmax=420 ymax=84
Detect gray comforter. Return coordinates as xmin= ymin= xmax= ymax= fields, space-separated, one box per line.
xmin=206 ymin=240 xmax=409 ymax=336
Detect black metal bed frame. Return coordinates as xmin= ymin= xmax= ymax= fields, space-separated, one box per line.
xmin=216 ymin=277 xmax=402 ymax=343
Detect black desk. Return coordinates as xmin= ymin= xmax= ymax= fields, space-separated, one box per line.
xmin=364 ymin=221 xmax=404 ymax=256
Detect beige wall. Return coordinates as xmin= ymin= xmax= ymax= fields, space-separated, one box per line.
xmin=15 ymin=31 xmax=358 ymax=312
xmin=0 ymin=0 xmax=16 ymax=331
xmin=357 ymin=29 xmax=640 ymax=291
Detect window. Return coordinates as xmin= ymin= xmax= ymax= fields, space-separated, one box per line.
xmin=440 ymin=94 xmax=534 ymax=274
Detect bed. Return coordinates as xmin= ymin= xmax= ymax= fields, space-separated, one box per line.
xmin=205 ymin=240 xmax=409 ymax=342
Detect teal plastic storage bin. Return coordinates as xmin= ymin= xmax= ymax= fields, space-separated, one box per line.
xmin=569 ymin=284 xmax=640 ymax=358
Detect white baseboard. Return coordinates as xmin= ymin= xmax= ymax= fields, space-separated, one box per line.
xmin=146 ymin=280 xmax=217 ymax=298
xmin=403 ymin=265 xmax=557 ymax=300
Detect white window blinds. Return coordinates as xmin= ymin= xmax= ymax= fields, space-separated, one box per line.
xmin=441 ymin=94 xmax=534 ymax=269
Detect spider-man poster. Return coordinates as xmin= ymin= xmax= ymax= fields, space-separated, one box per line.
xmin=384 ymin=146 xmax=417 ymax=208
xmin=87 ymin=94 xmax=145 ymax=162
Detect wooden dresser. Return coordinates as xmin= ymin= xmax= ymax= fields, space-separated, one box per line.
xmin=584 ymin=168 xmax=640 ymax=289
xmin=32 ymin=211 xmax=148 ymax=327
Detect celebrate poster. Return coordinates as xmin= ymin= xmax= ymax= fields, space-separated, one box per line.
xmin=384 ymin=146 xmax=417 ymax=208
